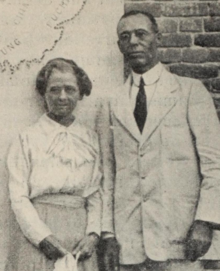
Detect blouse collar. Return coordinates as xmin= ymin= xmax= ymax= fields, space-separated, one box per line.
xmin=38 ymin=113 xmax=77 ymax=135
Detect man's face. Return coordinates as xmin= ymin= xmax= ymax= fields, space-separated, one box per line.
xmin=117 ymin=14 xmax=160 ymax=73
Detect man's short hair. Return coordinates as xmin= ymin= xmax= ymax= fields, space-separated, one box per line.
xmin=119 ymin=10 xmax=159 ymax=34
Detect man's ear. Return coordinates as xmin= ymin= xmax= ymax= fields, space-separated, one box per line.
xmin=156 ymin=32 xmax=162 ymax=46
xmin=117 ymin=40 xmax=123 ymax=53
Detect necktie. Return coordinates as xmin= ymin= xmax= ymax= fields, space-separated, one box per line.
xmin=133 ymin=77 xmax=147 ymax=133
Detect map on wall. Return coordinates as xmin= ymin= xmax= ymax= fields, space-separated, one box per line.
xmin=0 ymin=1 xmax=122 ymax=269
xmin=0 ymin=0 xmax=85 ymax=72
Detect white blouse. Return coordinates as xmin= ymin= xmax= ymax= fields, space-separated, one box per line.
xmin=7 ymin=114 xmax=102 ymax=246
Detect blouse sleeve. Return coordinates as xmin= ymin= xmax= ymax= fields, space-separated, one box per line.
xmin=85 ymin=190 xmax=102 ymax=236
xmin=7 ymin=133 xmax=52 ymax=247
xmin=83 ymin=131 xmax=102 ymax=236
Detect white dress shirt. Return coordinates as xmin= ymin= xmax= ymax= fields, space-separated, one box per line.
xmin=130 ymin=62 xmax=163 ymax=111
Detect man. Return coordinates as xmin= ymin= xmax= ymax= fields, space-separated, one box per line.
xmin=97 ymin=10 xmax=220 ymax=271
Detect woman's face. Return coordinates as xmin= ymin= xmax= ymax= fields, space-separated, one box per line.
xmin=45 ymin=68 xmax=81 ymax=119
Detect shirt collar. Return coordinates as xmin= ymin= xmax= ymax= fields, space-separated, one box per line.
xmin=38 ymin=113 xmax=77 ymax=135
xmin=132 ymin=62 xmax=163 ymax=87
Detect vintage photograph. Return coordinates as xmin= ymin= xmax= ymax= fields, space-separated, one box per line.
xmin=0 ymin=0 xmax=220 ymax=270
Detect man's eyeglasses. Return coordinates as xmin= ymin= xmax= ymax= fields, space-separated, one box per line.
xmin=118 ymin=29 xmax=154 ymax=43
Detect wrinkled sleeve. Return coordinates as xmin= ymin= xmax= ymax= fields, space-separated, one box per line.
xmin=95 ymin=97 xmax=115 ymax=234
xmin=85 ymin=190 xmax=102 ymax=236
xmin=188 ymin=80 xmax=220 ymax=225
xmin=83 ymin=131 xmax=102 ymax=236
xmin=7 ymin=133 xmax=52 ymax=247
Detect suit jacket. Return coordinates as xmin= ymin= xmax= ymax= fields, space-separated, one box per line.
xmin=97 ymin=65 xmax=220 ymax=264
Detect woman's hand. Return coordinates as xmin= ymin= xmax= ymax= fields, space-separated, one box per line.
xmin=39 ymin=235 xmax=68 ymax=260
xmin=72 ymin=233 xmax=99 ymax=261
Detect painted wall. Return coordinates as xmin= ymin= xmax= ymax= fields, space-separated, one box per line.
xmin=0 ymin=0 xmax=124 ymax=268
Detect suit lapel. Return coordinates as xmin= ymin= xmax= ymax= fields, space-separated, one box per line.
xmin=140 ymin=68 xmax=179 ymax=146
xmin=112 ymin=76 xmax=140 ymax=142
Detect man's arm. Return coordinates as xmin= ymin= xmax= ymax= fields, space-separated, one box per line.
xmin=185 ymin=80 xmax=220 ymax=260
xmin=188 ymin=80 xmax=220 ymax=226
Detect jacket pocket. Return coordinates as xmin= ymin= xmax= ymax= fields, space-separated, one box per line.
xmin=161 ymin=124 xmax=195 ymax=161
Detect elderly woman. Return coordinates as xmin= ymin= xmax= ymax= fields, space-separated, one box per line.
xmin=5 ymin=58 xmax=101 ymax=271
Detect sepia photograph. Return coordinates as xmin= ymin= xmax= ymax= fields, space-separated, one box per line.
xmin=0 ymin=0 xmax=220 ymax=270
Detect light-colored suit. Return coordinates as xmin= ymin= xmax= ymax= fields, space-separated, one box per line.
xmin=97 ymin=65 xmax=220 ymax=264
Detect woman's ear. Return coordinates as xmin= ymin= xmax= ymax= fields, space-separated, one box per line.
xmin=36 ymin=88 xmax=48 ymax=112
xmin=43 ymin=97 xmax=49 ymax=112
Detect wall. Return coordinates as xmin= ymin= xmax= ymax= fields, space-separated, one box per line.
xmin=2 ymin=0 xmax=220 ymax=269
xmin=125 ymin=0 xmax=220 ymax=119
xmin=0 ymin=0 xmax=123 ymax=268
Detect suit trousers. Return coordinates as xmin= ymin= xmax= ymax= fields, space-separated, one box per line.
xmin=120 ymin=260 xmax=204 ymax=271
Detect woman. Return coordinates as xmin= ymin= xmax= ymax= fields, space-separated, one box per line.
xmin=6 ymin=58 xmax=101 ymax=271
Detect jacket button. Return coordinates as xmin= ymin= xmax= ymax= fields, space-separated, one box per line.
xmin=146 ymin=145 xmax=151 ymax=150
xmin=143 ymin=195 xmax=148 ymax=202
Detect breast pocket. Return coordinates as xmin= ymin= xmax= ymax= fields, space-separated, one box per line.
xmin=163 ymin=115 xmax=185 ymax=127
xmin=161 ymin=120 xmax=194 ymax=161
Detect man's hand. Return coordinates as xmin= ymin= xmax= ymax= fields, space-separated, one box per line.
xmin=185 ymin=220 xmax=213 ymax=261
xmin=100 ymin=237 xmax=120 ymax=271
xmin=72 ymin=233 xmax=99 ymax=261
xmin=39 ymin=235 xmax=68 ymax=260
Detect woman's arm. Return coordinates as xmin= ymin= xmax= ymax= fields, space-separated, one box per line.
xmin=95 ymin=98 xmax=115 ymax=235
xmin=72 ymin=190 xmax=101 ymax=260
xmin=73 ymin=132 xmax=102 ymax=260
xmin=82 ymin=130 xmax=103 ymax=236
xmin=86 ymin=190 xmax=102 ymax=236
xmin=7 ymin=134 xmax=53 ymax=246
xmin=8 ymin=134 xmax=67 ymax=259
